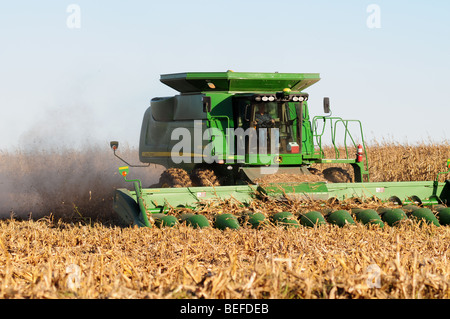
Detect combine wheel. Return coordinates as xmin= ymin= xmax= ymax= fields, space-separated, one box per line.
xmin=190 ymin=168 xmax=221 ymax=187
xmin=158 ymin=168 xmax=193 ymax=188
xmin=322 ymin=167 xmax=352 ymax=183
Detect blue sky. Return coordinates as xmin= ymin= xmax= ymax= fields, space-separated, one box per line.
xmin=0 ymin=0 xmax=449 ymax=150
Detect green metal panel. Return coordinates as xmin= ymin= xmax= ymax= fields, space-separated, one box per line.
xmin=240 ymin=166 xmax=310 ymax=182
xmin=209 ymin=94 xmax=233 ymax=123
xmin=245 ymin=153 xmax=304 ymax=166
xmin=287 ymin=101 xmax=314 ymax=159
xmin=262 ymin=182 xmax=330 ymax=200
xmin=150 ymin=95 xmax=207 ymax=121
xmin=207 ymin=93 xmax=233 ymax=159
xmin=160 ymin=71 xmax=320 ymax=93
xmin=300 ymin=102 xmax=315 ymax=156
xmin=260 ymin=180 xmax=450 ymax=205
xmin=121 ymin=185 xmax=255 ymax=212
xmin=326 ymin=181 xmax=446 ymax=205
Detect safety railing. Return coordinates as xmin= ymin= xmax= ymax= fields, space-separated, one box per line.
xmin=311 ymin=116 xmax=369 ymax=169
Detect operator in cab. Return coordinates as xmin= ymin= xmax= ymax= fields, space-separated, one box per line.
xmin=254 ymin=104 xmax=275 ymax=128
xmin=252 ymin=103 xmax=279 ymax=152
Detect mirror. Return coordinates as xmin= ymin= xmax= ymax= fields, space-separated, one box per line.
xmin=110 ymin=141 xmax=119 ymax=150
xmin=323 ymin=97 xmax=330 ymax=114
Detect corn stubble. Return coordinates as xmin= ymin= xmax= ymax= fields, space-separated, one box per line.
xmin=0 ymin=141 xmax=450 ymax=299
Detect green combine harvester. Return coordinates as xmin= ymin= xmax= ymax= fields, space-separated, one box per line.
xmin=110 ymin=71 xmax=450 ymax=229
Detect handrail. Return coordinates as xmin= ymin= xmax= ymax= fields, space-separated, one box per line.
xmin=209 ymin=115 xmax=230 ymax=129
xmin=312 ymin=116 xmax=344 ymax=157
xmin=311 ymin=116 xmax=369 ymax=171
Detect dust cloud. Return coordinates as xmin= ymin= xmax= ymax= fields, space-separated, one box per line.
xmin=0 ymin=106 xmax=164 ymax=221
xmin=0 ymin=146 xmax=163 ymax=220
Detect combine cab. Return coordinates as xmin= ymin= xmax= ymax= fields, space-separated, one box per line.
xmin=110 ymin=71 xmax=450 ymax=229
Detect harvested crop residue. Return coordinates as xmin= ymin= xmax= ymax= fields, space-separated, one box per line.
xmin=254 ymin=173 xmax=327 ymax=185
xmin=0 ymin=216 xmax=448 ymax=299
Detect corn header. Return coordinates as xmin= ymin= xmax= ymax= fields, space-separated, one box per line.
xmin=110 ymin=71 xmax=450 ymax=229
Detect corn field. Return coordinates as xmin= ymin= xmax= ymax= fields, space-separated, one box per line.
xmin=0 ymin=141 xmax=449 ymax=299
